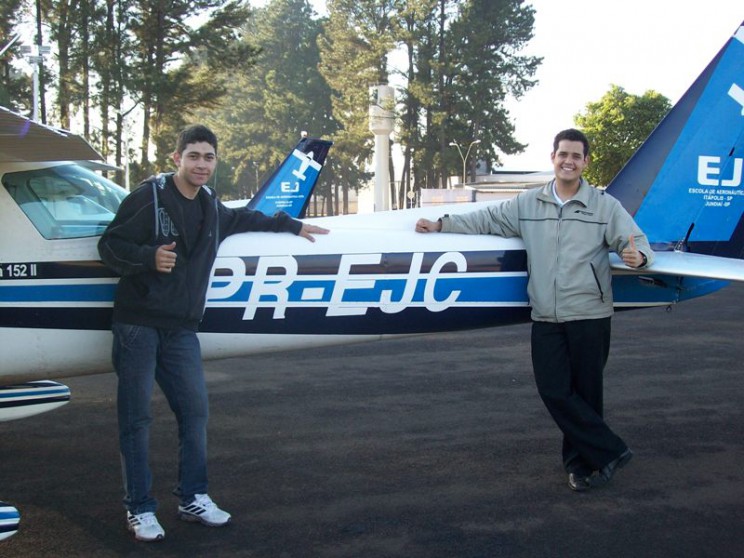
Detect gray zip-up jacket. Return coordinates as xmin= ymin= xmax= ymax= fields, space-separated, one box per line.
xmin=441 ymin=179 xmax=654 ymax=323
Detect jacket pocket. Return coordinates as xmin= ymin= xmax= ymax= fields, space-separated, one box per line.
xmin=589 ymin=252 xmax=612 ymax=303
xmin=590 ymin=263 xmax=604 ymax=302
xmin=112 ymin=322 xmax=144 ymax=349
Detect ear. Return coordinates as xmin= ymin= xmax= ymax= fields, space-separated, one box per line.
xmin=172 ymin=151 xmax=181 ymax=167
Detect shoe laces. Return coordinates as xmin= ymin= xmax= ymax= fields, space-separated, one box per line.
xmin=131 ymin=512 xmax=158 ymax=526
xmin=193 ymin=493 xmax=217 ymax=511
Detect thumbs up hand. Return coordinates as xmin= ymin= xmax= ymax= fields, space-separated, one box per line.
xmin=621 ymin=235 xmax=646 ymax=268
xmin=156 ymin=242 xmax=177 ymax=273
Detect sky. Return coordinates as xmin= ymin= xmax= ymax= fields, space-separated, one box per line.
xmin=499 ymin=1 xmax=743 ymax=170
xmin=13 ymin=0 xmax=740 ymax=173
xmin=251 ymin=0 xmax=741 ymax=171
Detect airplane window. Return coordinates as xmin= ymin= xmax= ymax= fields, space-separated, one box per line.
xmin=2 ymin=163 xmax=128 ymax=240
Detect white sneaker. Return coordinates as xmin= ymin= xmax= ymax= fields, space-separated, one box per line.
xmin=126 ymin=511 xmax=165 ymax=542
xmin=178 ymin=493 xmax=231 ymax=526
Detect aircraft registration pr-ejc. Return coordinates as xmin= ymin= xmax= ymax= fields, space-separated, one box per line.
xmin=0 ymin=19 xmax=742 ymax=544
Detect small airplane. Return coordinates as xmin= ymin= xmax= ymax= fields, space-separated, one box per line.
xmin=1 ymin=20 xmax=742 ymax=542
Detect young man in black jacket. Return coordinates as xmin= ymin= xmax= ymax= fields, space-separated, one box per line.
xmin=98 ymin=124 xmax=328 ymax=542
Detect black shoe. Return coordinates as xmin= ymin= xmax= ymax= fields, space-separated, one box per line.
xmin=568 ymin=472 xmax=592 ymax=492
xmin=593 ymin=448 xmax=633 ymax=486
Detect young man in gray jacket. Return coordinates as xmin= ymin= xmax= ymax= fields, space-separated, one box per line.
xmin=415 ymin=128 xmax=653 ymax=492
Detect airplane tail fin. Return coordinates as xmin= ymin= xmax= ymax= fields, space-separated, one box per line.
xmin=247 ymin=137 xmax=333 ymax=219
xmin=606 ymin=21 xmax=744 ymax=259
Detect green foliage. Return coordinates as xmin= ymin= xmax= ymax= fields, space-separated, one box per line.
xmin=318 ymin=0 xmax=398 ymax=212
xmin=0 ymin=0 xmax=32 ymax=113
xmin=5 ymin=0 xmax=256 ymax=186
xmin=446 ymin=0 xmax=539 ymax=165
xmin=205 ymin=0 xmax=336 ymax=203
xmin=575 ymin=85 xmax=671 ymax=187
xmin=127 ymin=0 xmax=254 ymax=174
xmin=395 ymin=0 xmax=539 ymax=195
xmin=4 ymin=0 xmax=543 ymax=210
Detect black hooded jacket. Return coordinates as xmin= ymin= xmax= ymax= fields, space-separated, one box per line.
xmin=98 ymin=173 xmax=302 ymax=330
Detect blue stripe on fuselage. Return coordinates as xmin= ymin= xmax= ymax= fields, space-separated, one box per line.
xmin=0 ymin=283 xmax=116 ymax=302
xmin=0 ymin=251 xmax=728 ymax=334
xmin=208 ymin=275 xmax=530 ymax=305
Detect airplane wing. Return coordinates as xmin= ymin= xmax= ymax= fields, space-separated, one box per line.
xmin=610 ymin=251 xmax=744 ymax=282
xmin=0 ymin=106 xmax=101 ymax=163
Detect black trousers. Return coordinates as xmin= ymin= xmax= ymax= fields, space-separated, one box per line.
xmin=531 ymin=318 xmax=627 ymax=475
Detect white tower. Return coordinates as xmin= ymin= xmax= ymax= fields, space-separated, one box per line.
xmin=369 ymin=84 xmax=395 ymax=212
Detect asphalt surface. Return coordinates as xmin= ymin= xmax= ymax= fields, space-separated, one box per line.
xmin=2 ymin=282 xmax=743 ymax=558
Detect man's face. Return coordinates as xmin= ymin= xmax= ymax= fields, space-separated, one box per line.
xmin=173 ymin=141 xmax=217 ymax=190
xmin=551 ymin=140 xmax=588 ymax=183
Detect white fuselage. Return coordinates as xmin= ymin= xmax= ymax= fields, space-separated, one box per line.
xmin=0 ymin=164 xmax=731 ymax=384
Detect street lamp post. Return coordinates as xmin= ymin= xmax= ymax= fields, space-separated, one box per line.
xmin=20 ymin=43 xmax=50 ymax=122
xmin=449 ymin=139 xmax=481 ymax=187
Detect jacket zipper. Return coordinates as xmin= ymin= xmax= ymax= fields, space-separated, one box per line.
xmin=590 ymin=263 xmax=605 ymax=303
xmin=554 ymin=204 xmax=562 ymax=321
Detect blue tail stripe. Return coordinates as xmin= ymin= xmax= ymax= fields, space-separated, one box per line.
xmin=247 ymin=138 xmax=332 ymax=218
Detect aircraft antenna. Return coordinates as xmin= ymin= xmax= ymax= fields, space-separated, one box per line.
xmin=675 ymin=222 xmax=695 ymax=252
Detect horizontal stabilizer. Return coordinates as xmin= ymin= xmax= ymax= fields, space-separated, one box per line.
xmin=0 ymin=502 xmax=20 ymax=541
xmin=0 ymin=380 xmax=71 ymax=422
xmin=610 ymin=250 xmax=744 ymax=282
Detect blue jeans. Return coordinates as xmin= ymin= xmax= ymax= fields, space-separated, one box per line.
xmin=112 ymin=322 xmax=209 ymax=514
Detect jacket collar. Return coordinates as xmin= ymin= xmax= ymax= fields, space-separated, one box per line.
xmin=538 ymin=178 xmax=593 ymax=207
xmin=155 ymin=174 xmax=217 ymax=252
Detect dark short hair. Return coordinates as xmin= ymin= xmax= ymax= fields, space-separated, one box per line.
xmin=553 ymin=128 xmax=590 ymax=157
xmin=176 ymin=124 xmax=218 ymax=155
